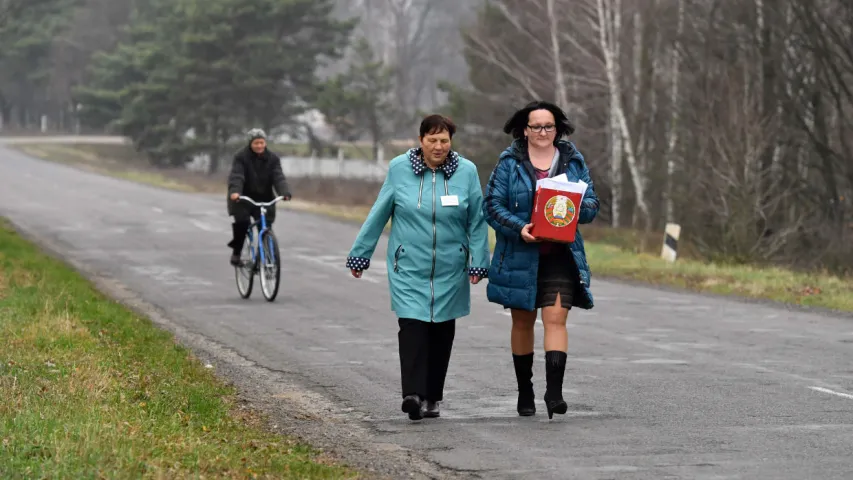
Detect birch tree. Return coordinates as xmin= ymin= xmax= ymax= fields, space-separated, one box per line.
xmin=596 ymin=0 xmax=650 ymax=229
xmin=664 ymin=0 xmax=684 ymax=223
xmin=546 ymin=0 xmax=569 ymax=110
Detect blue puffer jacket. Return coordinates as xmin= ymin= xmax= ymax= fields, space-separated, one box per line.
xmin=482 ymin=139 xmax=600 ymax=311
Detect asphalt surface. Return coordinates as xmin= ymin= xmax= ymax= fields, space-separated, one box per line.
xmin=2 ymin=144 xmax=853 ymax=480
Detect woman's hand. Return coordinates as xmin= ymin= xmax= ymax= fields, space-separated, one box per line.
xmin=521 ymin=223 xmax=539 ymax=243
xmin=351 ymin=269 xmax=363 ymax=278
xmin=469 ymin=275 xmax=481 ymax=285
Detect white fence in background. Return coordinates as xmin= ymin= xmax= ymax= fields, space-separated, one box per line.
xmin=279 ymin=155 xmax=388 ymax=182
xmin=187 ymin=149 xmax=389 ymax=182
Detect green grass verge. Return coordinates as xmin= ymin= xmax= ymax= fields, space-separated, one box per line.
xmin=0 ymin=220 xmax=358 ymax=479
xmin=585 ymin=242 xmax=853 ymax=310
xmin=9 ymin=142 xmax=853 ymax=313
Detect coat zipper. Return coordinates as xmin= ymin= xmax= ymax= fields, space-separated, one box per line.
xmin=430 ymin=170 xmax=437 ymax=322
xmin=514 ymin=166 xmax=519 ymax=210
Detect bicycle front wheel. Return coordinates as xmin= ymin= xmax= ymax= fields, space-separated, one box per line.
xmin=258 ymin=230 xmax=281 ymax=302
xmin=235 ymin=232 xmax=255 ymax=299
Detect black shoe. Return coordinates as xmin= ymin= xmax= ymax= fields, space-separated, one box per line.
xmin=513 ymin=353 xmax=536 ymax=416
xmin=230 ymin=254 xmax=241 ymax=266
xmin=401 ymin=395 xmax=423 ymax=420
xmin=424 ymin=401 xmax=440 ymax=418
xmin=544 ymin=351 xmax=568 ymax=420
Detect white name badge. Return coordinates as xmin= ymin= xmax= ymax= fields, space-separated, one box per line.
xmin=440 ymin=195 xmax=459 ymax=207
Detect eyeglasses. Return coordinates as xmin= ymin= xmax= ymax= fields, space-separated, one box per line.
xmin=527 ymin=124 xmax=556 ymax=133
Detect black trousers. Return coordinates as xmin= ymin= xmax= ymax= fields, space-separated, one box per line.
xmin=398 ymin=318 xmax=456 ymax=402
xmin=228 ymin=204 xmax=276 ymax=255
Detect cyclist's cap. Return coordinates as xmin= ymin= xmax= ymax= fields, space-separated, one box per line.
xmin=248 ymin=128 xmax=267 ymax=141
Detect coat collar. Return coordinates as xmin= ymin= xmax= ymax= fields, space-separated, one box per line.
xmin=502 ymin=139 xmax=582 ymax=179
xmin=407 ymin=148 xmax=460 ymax=178
xmin=505 ymin=139 xmax=580 ymax=163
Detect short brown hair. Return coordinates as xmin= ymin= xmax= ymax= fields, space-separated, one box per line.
xmin=419 ymin=114 xmax=456 ymax=139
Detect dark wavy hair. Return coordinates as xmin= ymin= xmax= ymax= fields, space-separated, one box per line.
xmin=419 ymin=114 xmax=456 ymax=139
xmin=502 ymin=100 xmax=575 ymax=144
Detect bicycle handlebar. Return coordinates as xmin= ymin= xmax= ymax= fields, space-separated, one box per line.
xmin=238 ymin=195 xmax=285 ymax=207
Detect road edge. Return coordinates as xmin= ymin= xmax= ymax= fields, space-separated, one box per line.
xmin=4 ymin=217 xmax=477 ymax=480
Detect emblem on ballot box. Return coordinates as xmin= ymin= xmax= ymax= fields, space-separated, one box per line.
xmin=543 ymin=195 xmax=576 ymax=228
xmin=532 ymin=174 xmax=588 ymax=243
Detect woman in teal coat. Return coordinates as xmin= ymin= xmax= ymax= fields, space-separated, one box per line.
xmin=346 ymin=114 xmax=491 ymax=421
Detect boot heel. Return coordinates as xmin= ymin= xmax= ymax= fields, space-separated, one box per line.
xmin=545 ymin=396 xmax=568 ymax=419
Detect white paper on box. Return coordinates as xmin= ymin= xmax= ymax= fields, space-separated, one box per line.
xmin=536 ymin=174 xmax=588 ymax=198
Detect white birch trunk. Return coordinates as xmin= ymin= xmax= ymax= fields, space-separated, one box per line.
xmin=596 ymin=0 xmax=622 ymax=227
xmin=753 ymin=0 xmax=771 ymax=218
xmin=665 ymin=0 xmax=684 ymax=223
xmin=611 ymin=110 xmax=622 ymax=228
xmin=755 ymin=0 xmax=764 ymax=104
xmin=547 ymin=0 xmax=569 ymax=110
xmin=631 ymin=9 xmax=643 ymax=229
xmin=632 ymin=10 xmax=642 ymax=116
xmin=597 ymin=0 xmax=650 ymax=228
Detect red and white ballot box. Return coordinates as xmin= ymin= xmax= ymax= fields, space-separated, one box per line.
xmin=530 ymin=175 xmax=588 ymax=243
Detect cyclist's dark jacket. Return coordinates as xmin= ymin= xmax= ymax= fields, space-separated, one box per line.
xmin=226 ymin=146 xmax=291 ymax=216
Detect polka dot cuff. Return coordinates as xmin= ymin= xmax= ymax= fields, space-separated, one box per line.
xmin=346 ymin=256 xmax=371 ymax=271
xmin=468 ymin=267 xmax=489 ymax=278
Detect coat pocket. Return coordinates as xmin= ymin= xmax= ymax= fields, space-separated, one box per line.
xmin=393 ymin=244 xmax=404 ymax=273
xmin=496 ymin=242 xmax=508 ymax=274
xmin=460 ymin=244 xmax=470 ymax=271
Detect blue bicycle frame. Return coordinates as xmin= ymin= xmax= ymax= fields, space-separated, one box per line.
xmin=238 ymin=195 xmax=283 ymax=268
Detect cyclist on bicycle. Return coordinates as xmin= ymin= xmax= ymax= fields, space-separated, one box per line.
xmin=227 ymin=128 xmax=292 ymax=265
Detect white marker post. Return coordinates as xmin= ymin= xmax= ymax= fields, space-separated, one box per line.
xmin=661 ymin=223 xmax=681 ymax=263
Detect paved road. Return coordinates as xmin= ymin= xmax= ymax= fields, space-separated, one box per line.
xmin=2 ymin=145 xmax=853 ymax=480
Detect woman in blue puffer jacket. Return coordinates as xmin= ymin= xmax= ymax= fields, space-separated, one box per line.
xmin=482 ymin=100 xmax=600 ymax=420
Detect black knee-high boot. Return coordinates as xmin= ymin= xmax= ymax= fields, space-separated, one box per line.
xmin=512 ymin=353 xmax=536 ymax=416
xmin=544 ymin=351 xmax=568 ymax=419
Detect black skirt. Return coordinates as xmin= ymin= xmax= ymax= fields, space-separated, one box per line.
xmin=535 ymin=247 xmax=581 ymax=310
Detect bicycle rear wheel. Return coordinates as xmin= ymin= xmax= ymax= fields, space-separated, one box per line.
xmin=235 ymin=232 xmax=255 ymax=299
xmin=258 ymin=230 xmax=281 ymax=302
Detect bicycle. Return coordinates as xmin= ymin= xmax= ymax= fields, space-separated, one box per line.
xmin=233 ymin=195 xmax=284 ymax=302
